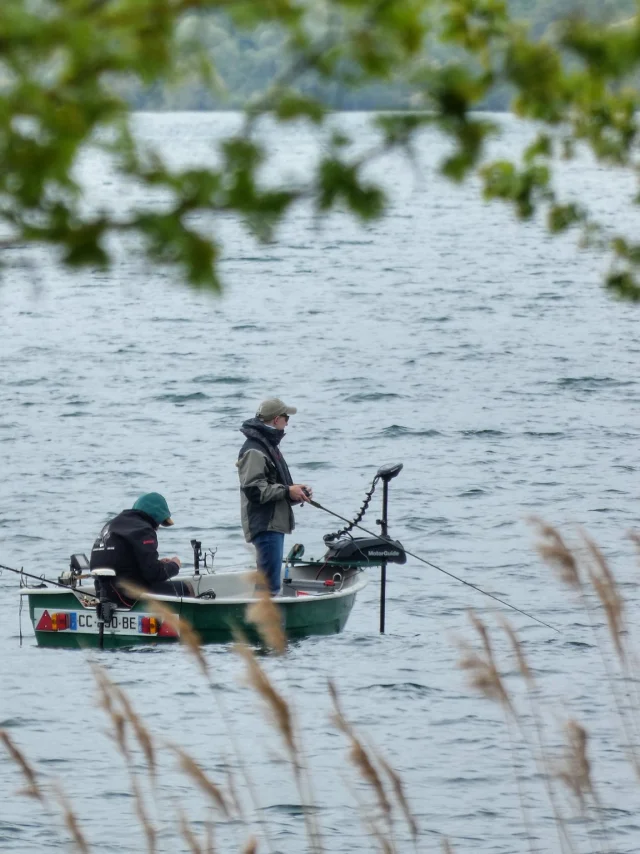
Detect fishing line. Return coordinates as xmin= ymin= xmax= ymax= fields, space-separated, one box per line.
xmin=307 ymin=499 xmax=559 ymax=634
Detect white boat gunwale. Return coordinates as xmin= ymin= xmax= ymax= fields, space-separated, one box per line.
xmin=19 ymin=568 xmax=368 ymax=608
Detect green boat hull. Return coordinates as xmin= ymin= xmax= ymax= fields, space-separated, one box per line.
xmin=23 ymin=568 xmax=367 ymax=650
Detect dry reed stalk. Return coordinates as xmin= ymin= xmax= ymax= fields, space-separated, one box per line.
xmin=242 ymin=837 xmax=258 ymax=854
xmin=505 ymin=715 xmax=538 ymax=854
xmin=555 ymin=718 xmax=612 ymax=852
xmin=131 ymin=774 xmax=157 ymax=854
xmin=583 ymin=535 xmax=625 ymax=661
xmin=229 ymin=640 xmax=293 ymax=851
xmin=52 ymin=783 xmax=91 ymax=854
xmin=336 ymin=764 xmax=396 ymax=854
xmin=441 ymin=840 xmax=455 ymax=854
xmin=531 ymin=519 xmax=581 ymax=589
xmin=556 ymin=720 xmax=593 ymax=810
xmin=457 ymin=612 xmax=513 ymax=714
xmin=233 ymin=637 xmax=325 ymax=853
xmin=498 ymin=618 xmax=576 ymax=854
xmin=378 ymin=757 xmax=418 ymax=841
xmin=233 ymin=641 xmax=295 ymax=757
xmin=499 ymin=617 xmax=533 ymax=687
xmin=198 ymin=664 xmax=277 ymax=854
xmin=0 ymin=730 xmax=44 ymax=802
xmin=204 ymin=822 xmax=215 ymax=854
xmin=113 ymin=684 xmax=156 ymax=777
xmin=328 ymin=680 xmax=392 ymax=824
xmin=245 ymin=572 xmax=286 ymax=654
xmin=224 ymin=765 xmax=244 ymax=819
xmin=120 ymin=583 xmax=209 ymax=678
xmin=459 ymin=616 xmax=552 ymax=854
xmin=178 ymin=807 xmax=204 ymax=854
xmin=91 ymin=664 xmax=131 ymax=759
xmin=171 ymin=745 xmax=230 ymax=816
xmin=579 ymin=533 xmax=640 ymax=782
xmin=92 ymin=666 xmax=158 ymax=854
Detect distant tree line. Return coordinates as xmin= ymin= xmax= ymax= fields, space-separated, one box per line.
xmin=120 ymin=0 xmax=636 ymax=111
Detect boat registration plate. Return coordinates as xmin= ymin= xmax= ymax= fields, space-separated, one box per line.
xmin=34 ymin=608 xmax=177 ymax=637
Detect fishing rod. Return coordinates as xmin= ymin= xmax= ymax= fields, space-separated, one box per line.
xmin=0 ymin=562 xmax=99 ymax=601
xmin=305 ymin=479 xmax=559 ymax=635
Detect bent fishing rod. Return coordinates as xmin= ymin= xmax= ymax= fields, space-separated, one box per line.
xmin=304 ymin=469 xmax=559 ymax=634
xmin=0 ymin=562 xmax=99 ymax=601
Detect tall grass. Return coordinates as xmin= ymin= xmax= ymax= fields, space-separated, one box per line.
xmin=2 ymin=530 xmax=638 ymax=852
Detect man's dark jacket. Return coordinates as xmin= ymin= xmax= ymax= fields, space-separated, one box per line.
xmin=237 ymin=417 xmax=294 ymax=542
xmin=90 ymin=509 xmax=180 ymax=597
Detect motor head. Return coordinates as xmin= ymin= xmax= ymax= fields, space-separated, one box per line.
xmin=324 ymin=536 xmax=406 ymax=566
xmin=377 ymin=462 xmax=403 ymax=482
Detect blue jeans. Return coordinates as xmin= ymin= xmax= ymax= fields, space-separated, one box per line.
xmin=252 ymin=531 xmax=285 ymax=595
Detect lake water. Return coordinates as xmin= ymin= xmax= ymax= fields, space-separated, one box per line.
xmin=1 ymin=112 xmax=640 ymax=853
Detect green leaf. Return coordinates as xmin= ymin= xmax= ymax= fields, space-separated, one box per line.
xmin=317 ymin=157 xmax=385 ymax=220
xmin=274 ymin=91 xmax=325 ymax=123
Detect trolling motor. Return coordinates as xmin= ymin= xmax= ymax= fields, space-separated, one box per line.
xmin=321 ymin=462 xmax=404 ymax=633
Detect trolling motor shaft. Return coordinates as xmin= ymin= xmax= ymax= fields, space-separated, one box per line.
xmin=376 ymin=463 xmax=403 ymax=634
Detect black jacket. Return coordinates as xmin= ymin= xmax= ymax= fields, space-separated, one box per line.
xmin=237 ymin=418 xmax=294 ymax=541
xmin=90 ymin=509 xmax=180 ymax=594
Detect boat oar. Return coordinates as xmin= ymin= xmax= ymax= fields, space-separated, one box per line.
xmin=305 ymin=499 xmax=559 ymax=634
xmin=0 ymin=562 xmax=99 ymax=601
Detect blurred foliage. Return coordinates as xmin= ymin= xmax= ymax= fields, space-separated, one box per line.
xmin=1 ymin=0 xmax=640 ymax=295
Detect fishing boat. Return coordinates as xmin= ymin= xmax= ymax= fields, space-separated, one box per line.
xmin=16 ymin=464 xmax=407 ymax=649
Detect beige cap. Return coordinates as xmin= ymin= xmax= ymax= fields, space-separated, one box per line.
xmin=256 ymin=398 xmax=298 ymax=421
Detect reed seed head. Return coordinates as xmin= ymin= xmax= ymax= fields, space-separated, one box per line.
xmin=457 ymin=612 xmax=513 ymax=713
xmin=583 ymin=534 xmax=625 ymax=660
xmin=499 ymin=617 xmax=533 ymax=685
xmin=172 ymin=745 xmax=230 ymax=816
xmin=557 ymin=719 xmax=593 ymax=808
xmin=0 ymin=730 xmax=43 ymax=802
xmin=531 ymin=518 xmax=581 ymax=589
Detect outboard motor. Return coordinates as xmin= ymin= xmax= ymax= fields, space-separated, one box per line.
xmin=321 ymin=462 xmax=404 ymax=633
xmin=91 ymin=568 xmax=118 ymax=649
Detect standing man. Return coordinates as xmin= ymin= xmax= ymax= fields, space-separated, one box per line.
xmin=237 ymin=398 xmax=312 ymax=595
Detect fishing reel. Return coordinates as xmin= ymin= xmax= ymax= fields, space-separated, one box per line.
xmin=190 ymin=539 xmax=217 ymax=575
xmin=58 ymin=553 xmax=90 ymax=588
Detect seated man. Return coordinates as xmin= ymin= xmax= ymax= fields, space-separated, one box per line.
xmin=90 ymin=492 xmax=193 ymax=604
